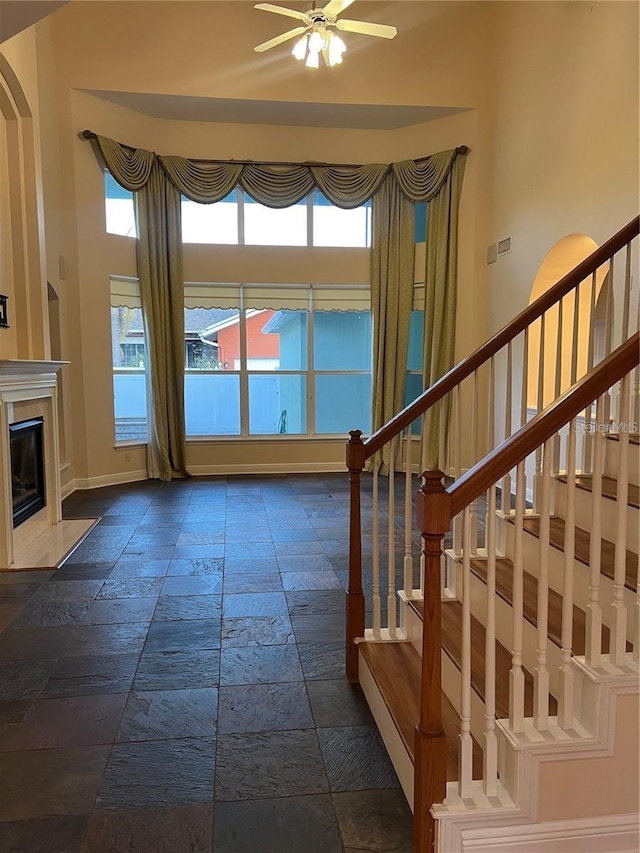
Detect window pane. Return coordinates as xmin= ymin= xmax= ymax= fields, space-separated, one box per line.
xmin=182 ymin=192 xmax=238 ymax=244
xmin=407 ymin=311 xmax=424 ymax=371
xmin=249 ymin=374 xmax=306 ymax=435
xmin=245 ymin=310 xmax=307 ymax=370
xmin=314 ymin=311 xmax=371 ymax=370
xmin=185 ymin=307 xmax=239 ymax=370
xmin=315 ymin=375 xmax=371 ymax=435
xmin=185 ymin=373 xmax=240 ymax=435
xmin=244 ymin=194 xmax=307 ymax=246
xmin=111 ymin=305 xmax=146 ymax=441
xmin=312 ymin=191 xmax=371 ymax=248
xmin=105 ymin=173 xmax=136 ymax=237
xmin=404 ymin=373 xmax=423 ymax=437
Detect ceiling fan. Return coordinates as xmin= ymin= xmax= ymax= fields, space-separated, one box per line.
xmin=254 ymin=0 xmax=397 ymax=68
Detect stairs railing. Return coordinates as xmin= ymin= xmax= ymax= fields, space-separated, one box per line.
xmin=345 ymin=216 xmax=640 ymax=851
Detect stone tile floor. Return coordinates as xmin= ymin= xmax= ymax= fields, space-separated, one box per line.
xmin=0 ymin=474 xmax=413 ymax=852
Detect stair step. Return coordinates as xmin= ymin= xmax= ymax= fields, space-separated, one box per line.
xmin=469 ymin=557 xmax=625 ymax=656
xmin=409 ymin=599 xmax=557 ymax=719
xmin=516 ymin=515 xmax=637 ymax=591
xmin=556 ymin=474 xmax=639 ymax=509
xmin=606 ymin=432 xmax=640 ymax=445
xmin=359 ymin=640 xmax=482 ymax=781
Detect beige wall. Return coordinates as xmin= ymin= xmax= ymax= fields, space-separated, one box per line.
xmin=1 ymin=1 xmax=638 ymax=486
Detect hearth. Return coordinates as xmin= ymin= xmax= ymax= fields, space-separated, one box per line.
xmin=10 ymin=417 xmax=45 ymax=527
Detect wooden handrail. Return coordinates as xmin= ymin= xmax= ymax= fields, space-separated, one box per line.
xmin=448 ymin=332 xmax=640 ymax=517
xmin=364 ymin=216 xmax=639 ymax=458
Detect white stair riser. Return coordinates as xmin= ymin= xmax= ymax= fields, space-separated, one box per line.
xmin=502 ymin=521 xmax=636 ymax=641
xmin=604 ymin=437 xmax=640 ymax=485
xmin=554 ymin=479 xmax=639 ymax=552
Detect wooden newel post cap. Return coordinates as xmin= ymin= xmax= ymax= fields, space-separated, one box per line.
xmin=346 ymin=430 xmax=366 ymax=470
xmin=416 ymin=469 xmax=451 ymax=536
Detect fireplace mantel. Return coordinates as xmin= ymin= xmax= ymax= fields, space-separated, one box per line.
xmin=0 ymin=360 xmax=68 ymax=376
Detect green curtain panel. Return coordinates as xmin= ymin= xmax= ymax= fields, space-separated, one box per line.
xmin=88 ymin=132 xmax=468 ymax=479
xmin=370 ymin=175 xmax=414 ymax=474
xmin=421 ymin=153 xmax=467 ymax=470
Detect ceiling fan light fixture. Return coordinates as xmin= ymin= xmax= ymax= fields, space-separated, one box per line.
xmin=305 ymin=49 xmax=320 ymax=68
xmin=308 ymin=29 xmax=326 ymax=54
xmin=292 ymin=34 xmax=308 ymax=60
xmin=328 ymin=32 xmax=346 ymax=65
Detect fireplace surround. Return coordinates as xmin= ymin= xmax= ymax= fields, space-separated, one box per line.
xmin=0 ymin=360 xmax=66 ymax=568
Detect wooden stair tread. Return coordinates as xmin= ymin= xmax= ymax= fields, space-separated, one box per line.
xmin=556 ymin=474 xmax=639 ymax=509
xmin=359 ymin=640 xmax=482 ymax=782
xmin=410 ymin=599 xmax=557 ymax=719
xmin=469 ymin=557 xmax=623 ymax=656
xmin=518 ymin=515 xmax=637 ymax=590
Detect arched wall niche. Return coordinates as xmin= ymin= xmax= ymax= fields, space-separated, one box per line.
xmin=0 ymin=51 xmax=48 ymax=360
xmin=526 ymin=234 xmax=607 ymax=409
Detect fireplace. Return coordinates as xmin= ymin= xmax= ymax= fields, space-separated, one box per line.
xmin=10 ymin=417 xmax=45 ymax=528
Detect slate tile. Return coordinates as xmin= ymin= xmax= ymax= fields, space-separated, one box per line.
xmin=0 ymin=745 xmax=110 ymax=821
xmin=223 ymin=542 xmax=275 ymax=560
xmin=223 ymin=592 xmax=288 ymax=618
xmin=222 ymin=557 xmax=280 ymax=574
xmin=121 ymin=545 xmax=175 ymax=560
xmin=81 ymin=804 xmax=213 ymax=853
xmin=43 ymin=654 xmax=139 ymax=697
xmin=54 ymin=562 xmax=115 ymax=582
xmin=0 ymin=582 xmax=44 ymax=605
xmin=116 ymin=687 xmax=217 ymax=742
xmin=332 ymin=790 xmax=413 ymax=853
xmin=171 ymin=545 xmax=224 ymax=560
xmin=221 ymin=615 xmax=294 ymax=647
xmin=318 ymin=726 xmax=399 ymax=792
xmin=270 ymin=528 xmax=319 ymax=542
xmin=144 ymin=619 xmax=221 ymax=653
xmin=96 ymin=738 xmax=215 ymax=810
xmin=0 ymin=815 xmax=88 ymax=852
xmin=0 ymin=570 xmax=52 ymax=585
xmin=297 ymin=642 xmax=345 ymax=681
xmin=97 ymin=577 xmax=163 ymax=599
xmin=9 ymin=600 xmax=92 ymax=629
xmin=215 ymin=730 xmax=328 ymax=800
xmin=82 ymin=597 xmax=157 ymax=625
xmin=0 ymin=625 xmax=78 ymax=660
xmin=223 ymin=526 xmax=271 ymax=543
xmin=218 ymin=682 xmax=312 ymax=734
xmin=167 ymin=557 xmax=223 ymax=576
xmin=0 ymin=659 xmax=56 ymax=700
xmin=153 ymin=594 xmax=221 ymax=621
xmin=219 ymin=645 xmax=303 ymax=686
xmin=0 ymin=693 xmax=126 ymax=751
xmin=133 ymin=650 xmax=220 ymax=691
xmin=66 ymin=542 xmax=126 ymax=564
xmin=307 ymin=681 xmax=373 ymax=727
xmin=109 ymin=559 xmax=170 ymax=578
xmin=286 ymin=589 xmax=345 ymax=616
xmin=281 ymin=571 xmax=343 ymax=591
xmin=161 ymin=575 xmax=222 ymax=596
xmin=223 ymin=573 xmax=283 ymax=594
xmin=213 ymin=795 xmax=343 ymax=853
xmin=177 ymin=531 xmax=225 ymax=545
xmin=63 ymin=623 xmax=148 ymax=657
xmin=291 ymin=611 xmax=345 ymax=644
xmin=277 ymin=554 xmax=334 ymax=573
xmin=274 ymin=540 xmax=326 ymax=556
xmin=0 ymin=699 xmax=34 ymax=724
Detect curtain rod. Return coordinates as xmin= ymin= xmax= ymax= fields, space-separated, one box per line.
xmin=80 ymin=130 xmax=469 ymax=168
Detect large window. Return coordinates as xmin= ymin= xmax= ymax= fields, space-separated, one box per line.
xmin=183 ymin=285 xmax=371 ymax=438
xmin=105 ymin=173 xmax=136 ymax=238
xmin=110 ymin=279 xmax=147 ymax=442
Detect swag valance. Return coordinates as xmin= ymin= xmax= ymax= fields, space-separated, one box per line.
xmin=84 ymin=130 xmax=467 ymax=209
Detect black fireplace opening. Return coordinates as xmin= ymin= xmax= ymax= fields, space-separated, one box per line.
xmin=10 ymin=418 xmax=46 ymax=528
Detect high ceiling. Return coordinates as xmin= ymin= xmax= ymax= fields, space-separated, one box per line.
xmin=0 ymin=0 xmax=68 ymax=44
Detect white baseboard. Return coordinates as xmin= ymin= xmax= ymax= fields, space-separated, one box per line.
xmin=459 ymin=813 xmax=640 ymax=852
xmin=66 ymin=470 xmax=149 ymax=493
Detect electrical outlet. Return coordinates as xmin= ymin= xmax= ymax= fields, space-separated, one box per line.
xmin=124 ymin=452 xmax=131 ymax=462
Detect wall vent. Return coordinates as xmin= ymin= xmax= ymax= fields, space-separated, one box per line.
xmin=497 ymin=237 xmax=512 ymax=256
xmin=487 ymin=243 xmax=497 ymax=265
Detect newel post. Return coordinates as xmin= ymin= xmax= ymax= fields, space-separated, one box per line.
xmin=346 ymin=430 xmax=366 ymax=682
xmin=414 ymin=470 xmax=450 ymax=852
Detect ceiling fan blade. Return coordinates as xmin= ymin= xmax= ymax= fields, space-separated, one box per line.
xmin=321 ymin=0 xmax=356 ymax=17
xmin=336 ymin=19 xmax=397 ymax=39
xmin=254 ymin=4 xmax=310 ymax=23
xmin=254 ymin=25 xmax=308 ymax=52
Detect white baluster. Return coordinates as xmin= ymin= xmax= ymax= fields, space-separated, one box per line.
xmin=372 ymin=457 xmax=381 ymax=638
xmin=458 ymin=506 xmax=473 ymax=799
xmin=604 ymin=255 xmax=614 ymax=358
xmin=534 ymin=315 xmax=546 ymax=512
xmin=438 ymin=397 xmax=446 ymax=473
xmin=558 ymin=419 xmax=576 ymax=729
xmin=623 ymin=243 xmax=631 ymax=342
xmin=469 ymin=371 xmax=479 ymax=553
xmin=583 ymin=272 xmax=598 ymax=473
xmin=453 ymin=383 xmax=463 ymax=556
xmin=388 ymin=437 xmax=397 ymax=637
xmin=484 ymin=485 xmax=498 ymax=796
xmin=571 ymin=282 xmax=580 ymax=386
xmin=534 ymin=439 xmax=552 ymax=732
xmin=553 ymin=300 xmax=563 ymax=473
xmin=586 ymin=394 xmax=604 ymax=668
xmin=521 ymin=328 xmax=529 ymax=429
xmin=509 ymin=462 xmax=526 ymax=733
xmin=611 ymin=374 xmax=630 ymax=666
xmin=404 ymin=432 xmax=413 ymax=598
xmin=502 ymin=342 xmax=513 ymax=514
